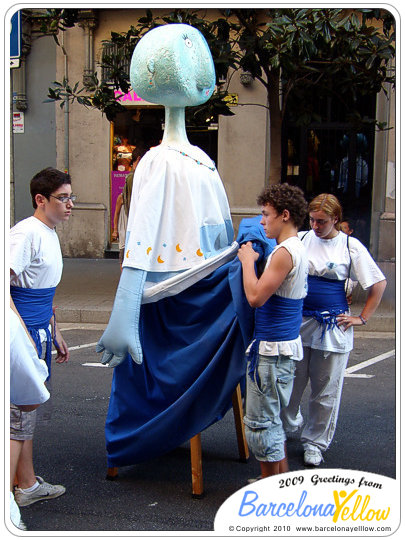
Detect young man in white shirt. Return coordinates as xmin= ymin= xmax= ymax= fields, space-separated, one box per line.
xmin=10 ymin=167 xmax=75 ymax=507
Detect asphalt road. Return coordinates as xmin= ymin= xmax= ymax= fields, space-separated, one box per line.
xmin=17 ymin=326 xmax=396 ymax=533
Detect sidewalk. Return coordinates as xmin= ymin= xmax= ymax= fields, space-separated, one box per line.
xmin=54 ymin=258 xmax=121 ymax=324
xmin=54 ymin=258 xmax=395 ymax=332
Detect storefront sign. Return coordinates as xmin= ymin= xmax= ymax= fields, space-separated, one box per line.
xmin=115 ymin=90 xmax=144 ymax=103
xmin=114 ymin=89 xmax=157 ymax=106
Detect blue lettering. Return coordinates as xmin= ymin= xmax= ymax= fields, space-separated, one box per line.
xmin=296 ymin=490 xmax=308 ymax=517
xmin=256 ymin=503 xmax=271 ymax=517
xmin=286 ymin=502 xmax=295 ymax=516
xmin=239 ymin=490 xmax=258 ymax=517
xmin=269 ymin=503 xmax=278 ymax=516
xmin=277 ymin=502 xmax=287 ymax=517
xmin=323 ymin=504 xmax=336 ymax=517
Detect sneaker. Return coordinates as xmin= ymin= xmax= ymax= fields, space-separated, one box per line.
xmin=247 ymin=475 xmax=262 ymax=484
xmin=304 ymin=447 xmax=323 ymax=467
xmin=18 ymin=519 xmax=27 ymax=531
xmin=14 ymin=476 xmax=66 ymax=507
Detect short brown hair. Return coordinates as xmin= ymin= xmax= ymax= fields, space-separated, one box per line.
xmin=30 ymin=167 xmax=71 ymax=209
xmin=257 ymin=183 xmax=308 ymax=228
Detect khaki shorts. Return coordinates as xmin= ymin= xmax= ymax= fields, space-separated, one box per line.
xmin=10 ymin=404 xmax=36 ymax=440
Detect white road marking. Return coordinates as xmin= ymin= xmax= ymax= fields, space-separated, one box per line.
xmin=52 ymin=342 xmax=98 ymax=355
xmin=63 ymin=342 xmax=395 ymax=376
xmin=51 ymin=340 xmax=109 ymax=367
xmin=345 ymin=349 xmax=395 ymax=378
xmin=82 ymin=363 xmax=109 ymax=368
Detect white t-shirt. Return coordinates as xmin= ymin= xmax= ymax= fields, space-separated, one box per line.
xmin=10 ymin=216 xmax=63 ymax=289
xmin=299 ymin=230 xmax=386 ymax=352
xmin=123 ymin=142 xmax=233 ymax=272
xmin=251 ymin=235 xmax=309 ymax=360
xmin=10 ymin=308 xmax=50 ymax=406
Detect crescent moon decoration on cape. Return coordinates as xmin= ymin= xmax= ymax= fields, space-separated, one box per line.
xmin=196 ymin=249 xmax=203 ymax=257
xmin=157 ymin=255 xmax=165 ymax=263
xmin=176 ymin=244 xmax=182 ymax=252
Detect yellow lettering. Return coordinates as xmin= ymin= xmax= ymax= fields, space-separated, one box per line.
xmin=341 ymin=507 xmax=350 ymax=520
xmin=333 ymin=490 xmax=391 ymax=524
xmin=350 ymin=495 xmax=362 ymax=520
xmin=359 ymin=495 xmax=371 ymax=521
xmin=332 ymin=490 xmax=358 ymax=523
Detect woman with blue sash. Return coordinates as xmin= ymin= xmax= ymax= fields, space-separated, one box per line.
xmin=282 ymin=193 xmax=387 ymax=467
xmin=238 ymin=184 xmax=308 ymax=479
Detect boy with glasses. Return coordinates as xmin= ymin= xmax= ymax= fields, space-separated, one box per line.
xmin=10 ymin=167 xmax=74 ymax=507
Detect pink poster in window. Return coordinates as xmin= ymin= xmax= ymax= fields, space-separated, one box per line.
xmin=111 ymin=171 xmax=130 ymax=232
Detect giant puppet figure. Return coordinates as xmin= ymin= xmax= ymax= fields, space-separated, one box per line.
xmin=97 ymin=24 xmax=275 ymax=466
xmin=97 ymin=24 xmax=235 ymax=368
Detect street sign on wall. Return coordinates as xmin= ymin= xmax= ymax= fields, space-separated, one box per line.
xmin=10 ymin=10 xmax=22 ymax=68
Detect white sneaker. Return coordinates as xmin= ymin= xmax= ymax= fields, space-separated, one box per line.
xmin=247 ymin=475 xmax=262 ymax=484
xmin=14 ymin=476 xmax=66 ymax=507
xmin=304 ymin=447 xmax=323 ymax=466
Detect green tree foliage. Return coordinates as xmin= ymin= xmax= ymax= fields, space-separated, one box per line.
xmin=43 ymin=8 xmax=395 ymax=179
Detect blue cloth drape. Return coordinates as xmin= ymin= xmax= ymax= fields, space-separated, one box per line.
xmin=10 ymin=285 xmax=56 ymax=377
xmin=105 ymin=216 xmax=275 ymax=467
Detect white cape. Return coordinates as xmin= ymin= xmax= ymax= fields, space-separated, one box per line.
xmin=123 ymin=143 xmax=233 ymax=273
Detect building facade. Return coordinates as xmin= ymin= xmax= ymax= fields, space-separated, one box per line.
xmin=10 ymin=8 xmax=395 ymax=307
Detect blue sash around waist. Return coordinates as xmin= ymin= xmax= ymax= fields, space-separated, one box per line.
xmin=248 ymin=294 xmax=303 ymax=381
xmin=303 ymin=275 xmax=348 ymax=338
xmin=10 ymin=285 xmax=57 ymax=376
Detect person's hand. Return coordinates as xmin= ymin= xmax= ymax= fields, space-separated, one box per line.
xmin=54 ymin=327 xmax=69 ymax=363
xmin=237 ymin=241 xmax=260 ymax=264
xmin=336 ymin=314 xmax=365 ymax=332
xmin=112 ymin=229 xmax=118 ymax=241
xmin=96 ymin=267 xmax=146 ymax=367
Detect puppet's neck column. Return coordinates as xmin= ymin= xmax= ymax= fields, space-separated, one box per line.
xmin=162 ymin=107 xmax=190 ymax=146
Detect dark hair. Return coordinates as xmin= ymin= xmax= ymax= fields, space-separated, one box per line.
xmin=257 ymin=183 xmax=308 ymax=228
xmin=308 ymin=193 xmax=343 ymax=230
xmin=341 ymin=217 xmax=355 ymax=231
xmin=30 ymin=167 xmax=71 ymax=209
xmin=131 ymin=144 xmax=148 ymax=163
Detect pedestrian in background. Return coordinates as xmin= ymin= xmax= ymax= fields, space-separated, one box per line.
xmin=10 ymin=167 xmax=73 ymax=506
xmin=238 ymin=183 xmax=308 ymax=478
xmin=112 ymin=144 xmax=148 ymax=268
xmin=282 ymin=193 xmax=386 ymax=466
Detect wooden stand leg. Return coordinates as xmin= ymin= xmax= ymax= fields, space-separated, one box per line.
xmin=190 ymin=433 xmax=204 ymax=497
xmin=106 ymin=467 xmax=118 ymax=481
xmin=232 ymin=383 xmax=249 ymax=462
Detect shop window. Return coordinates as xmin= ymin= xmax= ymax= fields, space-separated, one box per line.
xmin=109 ymin=107 xmax=218 ymax=248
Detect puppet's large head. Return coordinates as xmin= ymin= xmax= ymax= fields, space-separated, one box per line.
xmin=130 ymin=24 xmax=216 ymax=107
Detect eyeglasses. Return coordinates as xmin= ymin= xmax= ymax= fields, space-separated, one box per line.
xmin=49 ymin=194 xmax=77 ymax=203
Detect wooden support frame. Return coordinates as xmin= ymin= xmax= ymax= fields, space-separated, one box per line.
xmin=106 ymin=383 xmax=248 ymax=496
xmin=189 ymin=383 xmax=248 ymax=497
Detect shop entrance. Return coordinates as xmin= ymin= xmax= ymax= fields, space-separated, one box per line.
xmin=282 ymin=94 xmax=377 ymax=248
xmin=108 ymin=107 xmax=218 ymax=253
